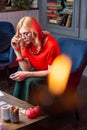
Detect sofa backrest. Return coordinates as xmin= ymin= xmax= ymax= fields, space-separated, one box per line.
xmin=56 ymin=37 xmax=87 ymax=72
xmin=0 ymin=21 xmax=15 ymax=66
xmin=0 ymin=21 xmax=15 ymax=53
xmin=55 ymin=37 xmax=87 ymax=90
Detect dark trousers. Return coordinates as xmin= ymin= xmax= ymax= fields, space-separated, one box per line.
xmin=13 ymin=77 xmax=48 ymax=104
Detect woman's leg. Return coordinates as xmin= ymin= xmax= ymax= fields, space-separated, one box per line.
xmin=13 ymin=77 xmax=47 ymax=103
xmin=13 ymin=80 xmax=28 ymax=101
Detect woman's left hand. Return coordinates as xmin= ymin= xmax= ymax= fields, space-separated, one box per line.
xmin=9 ymin=71 xmax=27 ymax=81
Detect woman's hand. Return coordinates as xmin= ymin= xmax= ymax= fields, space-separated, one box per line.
xmin=9 ymin=71 xmax=27 ymax=81
xmin=11 ymin=35 xmax=21 ymax=51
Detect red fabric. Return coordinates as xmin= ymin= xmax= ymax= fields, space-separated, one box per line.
xmin=21 ymin=35 xmax=60 ymax=70
xmin=16 ymin=57 xmax=24 ymax=62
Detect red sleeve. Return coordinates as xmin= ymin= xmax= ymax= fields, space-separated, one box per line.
xmin=47 ymin=36 xmax=60 ymax=65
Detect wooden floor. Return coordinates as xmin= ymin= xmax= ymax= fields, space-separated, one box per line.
xmin=38 ymin=75 xmax=87 ymax=130
xmin=0 ymin=68 xmax=87 ymax=130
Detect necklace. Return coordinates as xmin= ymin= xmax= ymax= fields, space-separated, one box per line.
xmin=30 ymin=48 xmax=41 ymax=55
xmin=30 ymin=45 xmax=41 ymax=55
xmin=29 ymin=43 xmax=41 ymax=55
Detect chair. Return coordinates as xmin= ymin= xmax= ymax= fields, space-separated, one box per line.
xmin=29 ymin=37 xmax=87 ymax=120
xmin=0 ymin=21 xmax=15 ymax=86
xmin=55 ymin=37 xmax=87 ymax=119
xmin=57 ymin=37 xmax=87 ymax=91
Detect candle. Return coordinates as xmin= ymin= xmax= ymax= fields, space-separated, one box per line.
xmin=10 ymin=106 xmax=20 ymax=123
xmin=1 ymin=105 xmax=10 ymax=122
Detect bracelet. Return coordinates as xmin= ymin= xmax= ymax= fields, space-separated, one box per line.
xmin=16 ymin=57 xmax=24 ymax=62
xmin=15 ymin=47 xmax=20 ymax=51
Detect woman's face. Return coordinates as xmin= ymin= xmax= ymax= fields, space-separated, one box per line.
xmin=19 ymin=26 xmax=34 ymax=44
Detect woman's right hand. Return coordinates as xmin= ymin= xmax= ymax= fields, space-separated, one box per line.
xmin=11 ymin=35 xmax=21 ymax=51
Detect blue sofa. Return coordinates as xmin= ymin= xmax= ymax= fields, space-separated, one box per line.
xmin=0 ymin=21 xmax=15 ymax=86
xmin=29 ymin=37 xmax=87 ymax=118
xmin=42 ymin=37 xmax=87 ymax=116
xmin=0 ymin=21 xmax=15 ymax=66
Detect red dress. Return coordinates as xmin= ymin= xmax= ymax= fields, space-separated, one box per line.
xmin=21 ymin=35 xmax=60 ymax=71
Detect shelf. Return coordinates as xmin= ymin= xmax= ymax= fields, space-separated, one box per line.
xmin=0 ymin=6 xmax=39 ymax=13
xmin=46 ymin=0 xmax=73 ymax=27
xmin=39 ymin=0 xmax=79 ymax=38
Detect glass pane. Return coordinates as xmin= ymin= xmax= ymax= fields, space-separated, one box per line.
xmin=46 ymin=0 xmax=74 ymax=27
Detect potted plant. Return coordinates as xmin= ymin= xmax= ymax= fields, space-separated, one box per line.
xmin=11 ymin=0 xmax=30 ymax=9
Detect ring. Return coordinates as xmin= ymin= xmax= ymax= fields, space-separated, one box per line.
xmin=10 ymin=73 xmax=15 ymax=78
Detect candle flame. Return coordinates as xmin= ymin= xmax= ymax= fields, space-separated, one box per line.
xmin=48 ymin=54 xmax=72 ymax=95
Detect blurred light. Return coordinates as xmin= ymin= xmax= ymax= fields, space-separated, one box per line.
xmin=48 ymin=54 xmax=72 ymax=95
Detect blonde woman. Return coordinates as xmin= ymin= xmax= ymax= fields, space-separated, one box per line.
xmin=10 ymin=16 xmax=60 ymax=103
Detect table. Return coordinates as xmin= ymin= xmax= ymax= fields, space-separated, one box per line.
xmin=0 ymin=91 xmax=48 ymax=130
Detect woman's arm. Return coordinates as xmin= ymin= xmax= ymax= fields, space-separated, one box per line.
xmin=26 ymin=65 xmax=50 ymax=77
xmin=10 ymin=70 xmax=49 ymax=81
xmin=26 ymin=69 xmax=49 ymax=78
xmin=15 ymin=50 xmax=31 ymax=71
xmin=11 ymin=35 xmax=31 ymax=71
xmin=9 ymin=65 xmax=50 ymax=81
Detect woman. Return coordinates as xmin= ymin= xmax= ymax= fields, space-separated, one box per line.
xmin=10 ymin=16 xmax=60 ymax=104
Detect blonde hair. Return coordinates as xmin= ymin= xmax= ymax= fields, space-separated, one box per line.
xmin=16 ymin=16 xmax=46 ymax=46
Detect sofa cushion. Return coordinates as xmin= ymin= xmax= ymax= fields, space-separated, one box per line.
xmin=0 ymin=31 xmax=11 ymax=53
xmin=0 ymin=49 xmax=9 ymax=62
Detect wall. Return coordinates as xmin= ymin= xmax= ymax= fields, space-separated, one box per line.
xmin=0 ymin=9 xmax=39 ymax=29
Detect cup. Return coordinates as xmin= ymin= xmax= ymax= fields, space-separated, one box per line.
xmin=10 ymin=106 xmax=20 ymax=123
xmin=1 ymin=104 xmax=10 ymax=122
